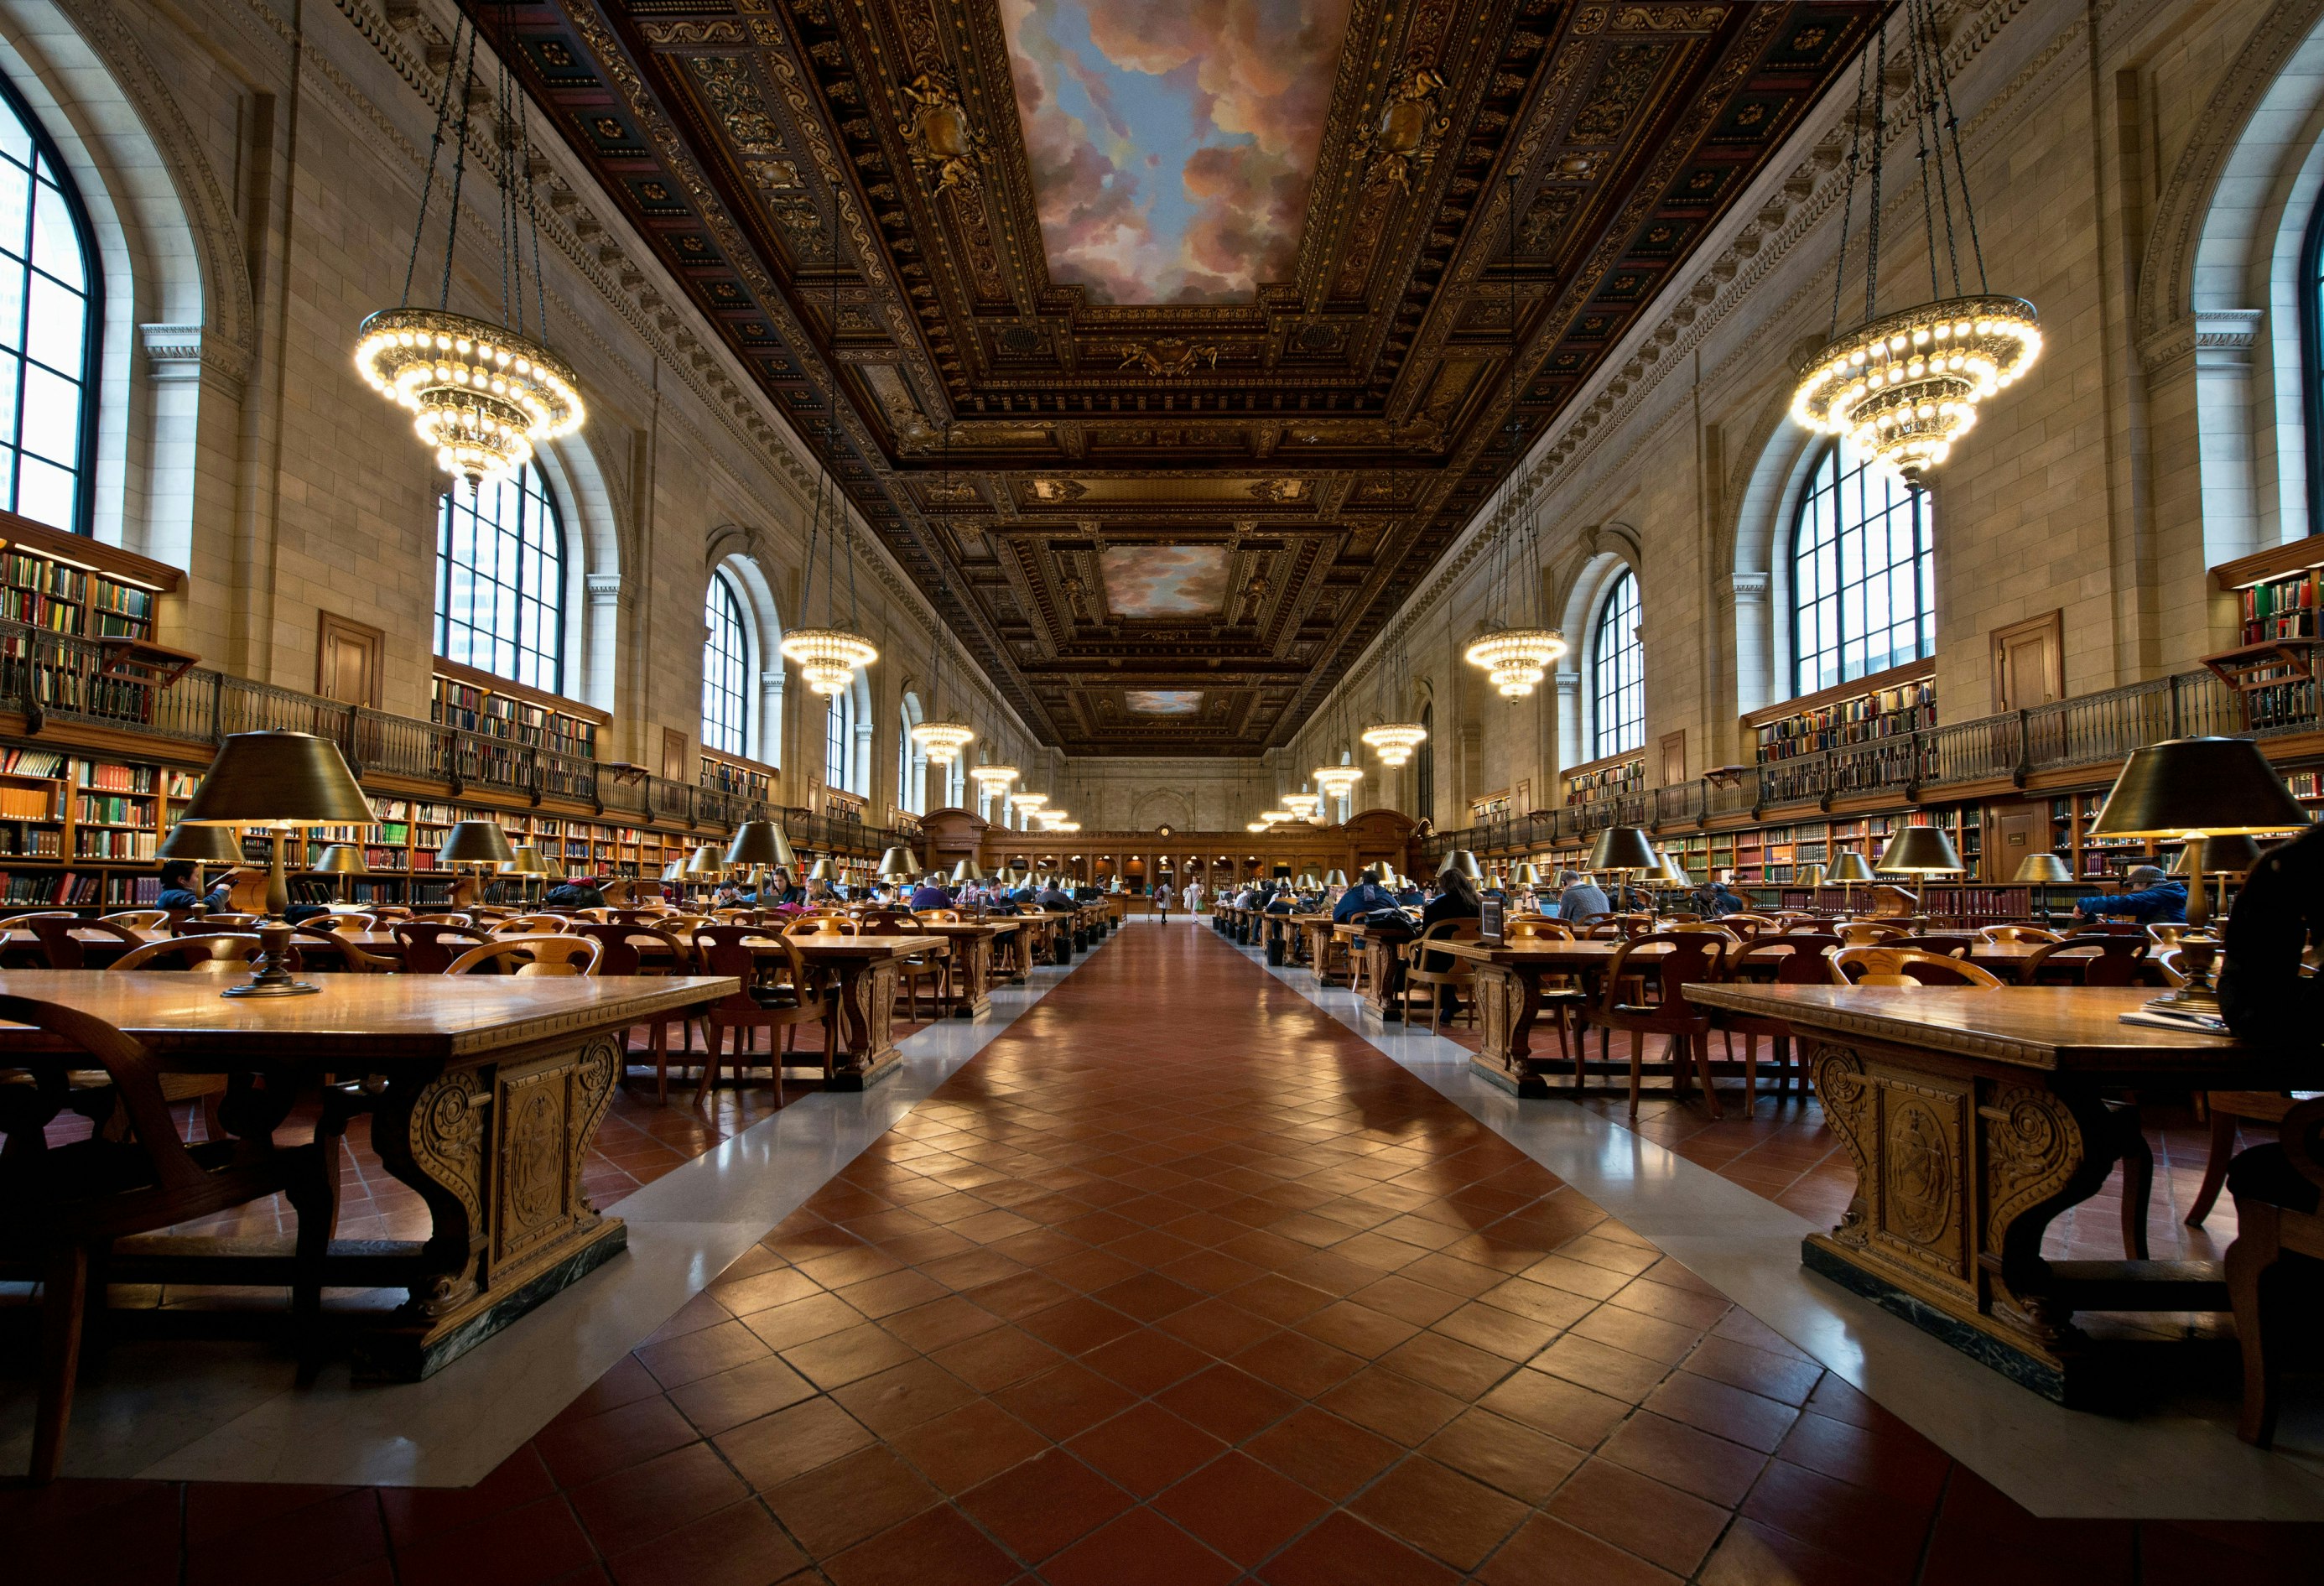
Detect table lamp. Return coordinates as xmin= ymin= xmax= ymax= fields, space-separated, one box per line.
xmin=1588 ymin=826 xmax=1658 ymax=875
xmin=1365 ymin=861 xmax=1395 ymax=887
xmin=159 ymin=819 xmax=244 ymax=907
xmin=440 ymin=819 xmax=516 ymax=917
xmin=1875 ymin=825 xmax=1963 ymax=916
xmin=2013 ymin=852 xmax=2072 ymax=923
xmin=1828 ymin=850 xmax=1875 ymax=913
xmin=2169 ymin=835 xmax=2263 ymax=929
xmin=1513 ymin=861 xmax=1542 ymax=887
xmin=1656 ymin=850 xmax=1692 ymax=892
xmin=2087 ymin=737 xmax=2310 ymax=1013
xmin=504 ymin=845 xmax=554 ymax=906
xmin=1324 ymin=869 xmax=1349 ymax=888
xmin=175 ymin=731 xmax=377 ymax=996
xmin=1796 ymin=861 xmax=1826 ymax=892
xmin=1443 ymin=849 xmax=1484 ymax=882
xmin=314 ymin=842 xmax=369 ymax=905
xmin=806 ymin=857 xmax=833 ymax=891
xmin=877 ymin=844 xmax=918 ymax=881
xmin=729 ymin=820 xmax=798 ymax=875
xmin=951 ymin=858 xmax=986 ymax=886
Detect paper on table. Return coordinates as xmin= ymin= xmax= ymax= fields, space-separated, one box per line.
xmin=2118 ymin=1007 xmax=2228 ymax=1033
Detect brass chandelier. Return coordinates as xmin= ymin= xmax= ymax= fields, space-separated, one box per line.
xmin=1463 ymin=175 xmax=1565 ymax=699
xmin=1791 ymin=0 xmax=2039 ymax=486
xmin=909 ymin=424 xmax=976 ymax=762
xmin=1362 ymin=597 xmax=1426 ymax=767
xmin=358 ymin=6 xmax=584 ymax=486
xmin=780 ymin=177 xmax=878 ymax=694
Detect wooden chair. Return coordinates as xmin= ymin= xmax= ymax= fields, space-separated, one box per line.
xmin=690 ymin=927 xmax=835 ymax=1107
xmin=2146 ymin=923 xmax=2193 ymax=945
xmin=1898 ymin=933 xmax=1976 ymax=957
xmin=566 ymin=923 xmax=698 ymax=1100
xmin=0 ymin=908 xmax=75 ymax=925
xmin=785 ymin=915 xmax=859 ymax=936
xmin=1838 ymin=920 xmax=1911 ymax=946
xmin=112 ymin=933 xmax=266 ymax=975
xmin=1978 ymin=924 xmax=2060 ymax=944
xmin=1716 ymin=936 xmax=1842 ymax=1100
xmin=1401 ymin=920 xmax=1481 ymax=1033
xmin=2020 ymin=935 xmax=2150 ymax=986
xmin=488 ymin=914 xmax=571 ymax=935
xmin=289 ymin=928 xmax=396 ymax=974
xmin=444 ymin=937 xmax=603 ymax=976
xmin=391 ymin=920 xmax=489 ymax=975
xmin=2186 ymin=1091 xmax=2316 ymax=1226
xmin=0 ymin=996 xmax=331 ymax=1481
xmin=98 ymin=910 xmax=169 ymax=931
xmin=29 ymin=916 xmax=148 ymax=969
xmin=1830 ymin=947 xmax=2004 ymax=988
xmin=2224 ymin=1097 xmax=2324 ymax=1445
xmin=855 ymin=912 xmax=947 ymax=1019
xmin=1500 ymin=918 xmax=1588 ymax=1061
xmin=1592 ymin=933 xmax=1728 ymax=1120
xmin=312 ymin=913 xmax=379 ymax=933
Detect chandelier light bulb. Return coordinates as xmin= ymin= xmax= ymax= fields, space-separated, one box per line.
xmin=1464 ymin=627 xmax=1568 ymax=699
xmin=1791 ymin=296 xmax=2041 ymax=486
xmin=969 ymin=763 xmax=1019 ymax=790
xmin=909 ymin=720 xmax=975 ymax=763
xmin=1314 ymin=765 xmax=1363 ymax=799
xmin=1360 ymin=722 xmax=1427 ymax=767
xmin=356 ymin=309 xmax=585 ymax=487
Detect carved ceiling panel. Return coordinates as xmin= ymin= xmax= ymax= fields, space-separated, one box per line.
xmin=478 ymin=0 xmax=1879 ymax=752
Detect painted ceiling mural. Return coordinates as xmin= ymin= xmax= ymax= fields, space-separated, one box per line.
xmin=997 ymin=0 xmax=1355 ymax=304
xmin=1126 ymin=689 xmax=1205 ymax=715
xmin=479 ymin=0 xmax=1879 ymax=753
xmin=1100 ymin=544 xmax=1233 ymax=616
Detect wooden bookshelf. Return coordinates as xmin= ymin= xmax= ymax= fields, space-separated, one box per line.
xmin=0 ymin=509 xmax=179 ymax=642
xmin=700 ymin=747 xmax=777 ymax=803
xmin=429 ymin=659 xmax=607 ymax=760
xmin=1745 ymin=659 xmax=1935 ymax=763
xmin=1562 ymin=752 xmax=1645 ymax=808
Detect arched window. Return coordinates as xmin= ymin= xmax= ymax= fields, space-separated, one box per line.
xmin=897 ymin=692 xmax=925 ymax=815
xmin=824 ymin=688 xmax=859 ymax=794
xmin=1589 ymin=569 xmax=1645 ymax=760
xmin=0 ymin=79 xmax=101 ymax=533
xmin=2302 ymin=187 xmax=2324 ymax=535
xmin=1791 ymin=437 xmax=1934 ymax=695
xmin=1415 ymin=702 xmax=1435 ymax=820
xmin=701 ymin=574 xmax=750 ymax=757
xmin=436 ymin=461 xmax=566 ymax=694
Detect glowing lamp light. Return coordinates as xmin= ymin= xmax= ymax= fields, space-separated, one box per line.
xmin=1361 ymin=722 xmax=1427 ymax=767
xmin=1464 ymin=627 xmax=1568 ymax=699
xmin=780 ymin=627 xmax=879 ymax=695
xmin=1791 ymin=296 xmax=2041 ymax=487
xmin=356 ymin=308 xmax=584 ymax=487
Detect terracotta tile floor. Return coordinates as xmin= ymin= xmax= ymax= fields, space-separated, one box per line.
xmin=9 ymin=926 xmax=2321 ymax=1583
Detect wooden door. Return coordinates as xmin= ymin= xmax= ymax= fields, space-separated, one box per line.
xmin=1983 ymin=798 xmax=2050 ymax=882
xmin=662 ymin=726 xmax=689 ymax=783
xmin=315 ymin=613 xmax=383 ymax=708
xmin=1990 ymin=611 xmax=2064 ymax=713
xmin=1660 ymin=730 xmax=1687 ymax=787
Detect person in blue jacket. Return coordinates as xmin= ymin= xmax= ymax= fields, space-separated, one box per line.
xmin=2073 ymin=863 xmax=2186 ymax=923
xmin=1333 ymin=871 xmax=1397 ymax=923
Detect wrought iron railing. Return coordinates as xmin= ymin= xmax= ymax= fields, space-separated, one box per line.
xmin=1421 ymin=655 xmax=2293 ymax=861
xmin=0 ymin=618 xmax=918 ymax=856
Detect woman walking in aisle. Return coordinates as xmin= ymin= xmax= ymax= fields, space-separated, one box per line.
xmin=1153 ymin=880 xmax=1174 ymax=923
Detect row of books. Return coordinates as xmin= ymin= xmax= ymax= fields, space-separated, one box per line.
xmin=74 ymin=793 xmax=151 ymax=826
xmin=0 ymin=783 xmax=56 ymax=819
xmin=1756 ymin=679 xmax=1937 ymax=762
xmin=74 ymin=829 xmax=154 ymax=860
xmin=430 ymin=676 xmax=599 ymax=757
xmin=0 ymin=870 xmax=150 ymax=905
xmin=1564 ymin=758 xmax=1644 ymax=808
xmin=2238 ymin=570 xmax=2317 ymax=643
xmin=76 ymin=760 xmax=155 ymax=793
xmin=0 ymin=827 xmax=61 ymax=855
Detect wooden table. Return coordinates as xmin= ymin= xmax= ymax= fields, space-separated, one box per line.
xmin=1432 ymin=938 xmax=1666 ymax=1095
xmin=0 ymin=970 xmax=731 ymax=1379
xmin=1339 ymin=919 xmax=1420 ymax=1019
xmin=1297 ymin=914 xmax=1351 ymax=985
xmin=1682 ymin=983 xmax=2311 ymax=1404
xmin=904 ymin=921 xmax=1016 ymax=1017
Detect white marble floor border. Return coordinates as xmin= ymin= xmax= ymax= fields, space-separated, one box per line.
xmin=1226 ymin=930 xmax=2324 ymax=1521
xmin=0 ymin=938 xmax=1112 ymax=1489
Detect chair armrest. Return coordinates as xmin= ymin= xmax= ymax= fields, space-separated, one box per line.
xmin=2282 ymin=1097 xmax=2324 ymax=1193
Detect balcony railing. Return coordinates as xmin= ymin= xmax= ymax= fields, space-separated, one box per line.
xmin=1421 ymin=657 xmax=2297 ymax=861
xmin=0 ymin=619 xmax=920 ymax=856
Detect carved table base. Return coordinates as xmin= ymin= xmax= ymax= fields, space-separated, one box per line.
xmin=1465 ymin=962 xmax=1556 ymax=1097
xmin=813 ymin=957 xmax=904 ymax=1089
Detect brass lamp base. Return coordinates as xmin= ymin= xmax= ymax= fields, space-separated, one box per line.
xmin=2140 ymin=930 xmax=2223 ymax=1020
xmin=221 ymin=922 xmax=321 ymax=998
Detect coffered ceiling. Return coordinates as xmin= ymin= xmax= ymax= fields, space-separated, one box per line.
xmin=476 ymin=0 xmax=1879 ymax=753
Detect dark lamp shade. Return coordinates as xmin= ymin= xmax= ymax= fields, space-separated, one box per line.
xmin=1656 ymin=852 xmax=1691 ymax=885
xmin=1588 ymin=826 xmax=1659 ymax=872
xmin=660 ymin=858 xmax=684 ymax=882
xmin=876 ymin=845 xmax=918 ymax=879
xmin=440 ymin=820 xmax=516 ymax=866
xmin=313 ymin=843 xmax=369 ymax=876
xmin=950 ymin=859 xmax=985 ymax=883
xmin=1796 ymin=862 xmax=1827 ymax=887
xmin=2170 ymin=834 xmax=2263 ymax=875
xmin=1828 ymin=851 xmax=1877 ymax=883
xmin=806 ymin=858 xmax=833 ymax=882
xmin=2013 ymin=853 xmax=2072 ymax=884
xmin=158 ymin=822 xmax=243 ymax=863
xmin=1513 ymin=861 xmax=1542 ymax=886
xmin=1324 ymin=869 xmax=1349 ymax=887
xmin=502 ymin=845 xmax=554 ymax=876
xmin=684 ymin=843 xmax=723 ymax=876
xmin=1877 ymin=825 xmax=1963 ymax=874
xmin=728 ymin=820 xmax=797 ymax=870
xmin=2089 ymin=737 xmax=2311 ymax=837
xmin=1443 ymin=849 xmax=1484 ymax=881
xmin=178 ymin=731 xmax=373 ymax=828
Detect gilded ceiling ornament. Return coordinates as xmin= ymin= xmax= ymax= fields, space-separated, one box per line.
xmin=1354 ymin=60 xmax=1453 ymax=194
xmin=1116 ymin=338 xmax=1219 ymax=377
xmin=900 ymin=73 xmax=988 ymax=197
xmin=1247 ymin=479 xmax=1308 ymax=503
xmin=1027 ymin=477 xmax=1086 ymax=503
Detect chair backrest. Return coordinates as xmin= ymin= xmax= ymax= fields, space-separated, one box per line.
xmin=0 ymin=908 xmax=74 ymax=925
xmin=1603 ymin=932 xmax=1726 ymax=1009
xmin=1832 ymin=945 xmax=2004 ymax=987
xmin=289 ymin=927 xmax=394 ymax=974
xmin=111 ymin=932 xmax=265 ymax=975
xmin=188 ymin=913 xmax=257 ymax=931
xmin=369 ymin=906 xmax=413 ymax=922
xmin=1838 ymin=920 xmax=1910 ymax=945
xmin=317 ymin=912 xmax=379 ymax=933
xmin=444 ymin=936 xmax=603 ymax=976
xmin=2024 ymin=935 xmax=2150 ymax=986
xmin=1503 ymin=918 xmax=1574 ymax=942
xmin=1898 ymin=933 xmax=1974 ymax=958
xmin=568 ymin=907 xmax=615 ymax=923
xmin=2147 ymin=923 xmax=2192 ymax=945
xmin=786 ymin=915 xmax=858 ymax=936
xmin=100 ymin=910 xmax=169 ymax=931
xmin=566 ymin=921 xmax=689 ymax=975
xmin=0 ymin=994 xmax=205 ymax=1189
xmin=1978 ymin=924 xmax=2060 ymax=944
xmin=393 ymin=920 xmax=491 ymax=975
xmin=917 ymin=908 xmax=964 ymax=923
xmin=490 ymin=914 xmax=570 ymax=935
xmin=1672 ymin=922 xmax=1743 ymax=944
xmin=856 ymin=909 xmax=919 ymax=931
xmin=1731 ymin=937 xmax=1840 ymax=985
xmin=29 ymin=915 xmax=148 ymax=969
xmin=693 ymin=925 xmax=808 ymax=1006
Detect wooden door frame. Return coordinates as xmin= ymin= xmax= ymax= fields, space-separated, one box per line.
xmin=1990 ymin=610 xmax=2064 ymax=713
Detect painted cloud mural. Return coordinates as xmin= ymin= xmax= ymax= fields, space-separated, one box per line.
xmin=998 ymin=0 xmax=1354 ymax=304
xmin=1126 ymin=689 xmax=1204 ymax=715
xmin=1100 ymin=544 xmax=1231 ymax=617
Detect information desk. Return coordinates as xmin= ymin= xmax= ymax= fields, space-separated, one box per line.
xmin=1682 ymin=983 xmax=2310 ymax=1404
xmin=0 ymin=970 xmax=733 ymax=1379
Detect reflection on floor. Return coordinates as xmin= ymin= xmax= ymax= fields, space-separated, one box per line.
xmin=5 ymin=921 xmax=2321 ymax=1584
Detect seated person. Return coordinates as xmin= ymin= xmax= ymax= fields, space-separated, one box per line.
xmin=1036 ymin=880 xmax=1076 ymax=911
xmin=1333 ymin=871 xmax=1397 ymax=923
xmin=910 ymin=874 xmax=954 ymax=910
xmin=2074 ymin=863 xmax=2186 ymax=924
xmin=711 ymin=880 xmax=744 ymax=908
xmin=543 ymin=874 xmax=608 ymax=909
xmin=1690 ymin=880 xmax=1744 ymax=918
xmin=1264 ymin=884 xmax=1297 ymax=914
xmin=1396 ymin=880 xmax=1424 ymax=907
xmin=1424 ymin=865 xmax=1483 ymax=929
xmin=1555 ymin=870 xmax=1609 ymax=922
xmin=157 ymin=859 xmax=209 ymax=913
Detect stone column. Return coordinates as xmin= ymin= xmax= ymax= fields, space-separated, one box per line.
xmin=757 ymin=668 xmax=784 ymax=779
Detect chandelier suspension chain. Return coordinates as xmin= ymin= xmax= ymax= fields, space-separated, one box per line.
xmin=1827 ymin=40 xmax=1869 ymax=341
xmin=399 ymin=12 xmax=465 ymax=308
xmin=1909 ymin=0 xmax=1963 ymax=299
xmin=1863 ymin=20 xmax=1886 ymax=324
xmin=1926 ymin=0 xmax=1989 ymax=290
xmin=438 ymin=22 xmax=481 ymax=314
